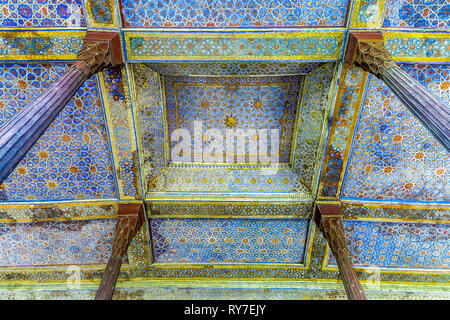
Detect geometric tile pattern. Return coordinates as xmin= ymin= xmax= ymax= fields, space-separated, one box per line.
xmin=120 ymin=0 xmax=350 ymax=28
xmin=0 ymin=203 xmax=116 ymax=220
xmin=101 ymin=68 xmax=141 ymax=199
xmin=147 ymin=62 xmax=323 ymax=76
xmin=328 ymin=220 xmax=449 ymax=270
xmin=318 ymin=67 xmax=367 ymax=199
xmin=0 ymin=63 xmax=117 ymax=201
xmin=0 ymin=32 xmax=84 ymax=61
xmin=352 ymin=0 xmax=384 ymax=28
xmin=0 ymin=0 xmax=86 ymax=27
xmin=384 ymin=33 xmax=450 ymax=62
xmin=129 ymin=64 xmax=165 ymax=194
xmin=85 ymin=0 xmax=115 ymax=26
xmin=150 ymin=218 xmax=309 ymax=264
xmin=0 ymin=219 xmax=117 ymax=267
xmin=341 ymin=203 xmax=450 ymax=222
xmin=383 ymin=0 xmax=450 ymax=28
xmin=342 ymin=64 xmax=449 ymax=202
xmin=147 ymin=167 xmax=312 ymax=198
xmin=165 ymin=75 xmax=302 ymax=163
xmin=148 ymin=201 xmax=313 ymax=218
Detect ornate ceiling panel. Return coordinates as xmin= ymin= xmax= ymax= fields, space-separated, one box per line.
xmin=0 ymin=0 xmax=86 ymax=28
xmin=150 ymin=218 xmax=310 ymax=264
xmin=383 ymin=0 xmax=449 ymax=29
xmin=0 ymin=63 xmax=118 ymax=202
xmin=130 ymin=62 xmax=335 ymax=202
xmin=341 ymin=63 xmax=449 ymax=203
xmin=147 ymin=201 xmax=313 ymax=218
xmin=327 ymin=220 xmax=449 ymax=270
xmin=0 ymin=0 xmax=447 ymax=300
xmin=0 ymin=219 xmax=117 ymax=267
xmin=165 ymin=74 xmax=302 ymax=164
xmin=120 ymin=0 xmax=351 ymax=28
xmin=124 ymin=31 xmax=345 ymax=62
xmin=1 ymin=282 xmax=449 ymax=299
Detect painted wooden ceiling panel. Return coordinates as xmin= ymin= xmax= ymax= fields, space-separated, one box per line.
xmin=383 ymin=0 xmax=449 ymax=29
xmin=131 ymin=62 xmax=335 ymax=201
xmin=150 ymin=218 xmax=310 ymax=264
xmin=146 ymin=62 xmax=323 ymax=76
xmin=120 ymin=0 xmax=351 ymax=28
xmin=165 ymin=75 xmax=302 ymax=164
xmin=327 ymin=220 xmax=449 ymax=270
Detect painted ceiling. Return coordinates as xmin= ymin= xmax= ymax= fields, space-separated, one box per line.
xmin=0 ymin=0 xmax=448 ymax=300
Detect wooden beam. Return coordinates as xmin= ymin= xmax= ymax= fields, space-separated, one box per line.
xmin=314 ymin=203 xmax=366 ymax=300
xmin=0 ymin=31 xmax=122 ymax=186
xmin=95 ymin=203 xmax=145 ymax=300
xmin=345 ymin=32 xmax=450 ymax=152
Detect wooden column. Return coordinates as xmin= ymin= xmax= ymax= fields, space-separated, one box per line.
xmin=95 ymin=203 xmax=145 ymax=300
xmin=345 ymin=32 xmax=450 ymax=152
xmin=314 ymin=203 xmax=366 ymax=300
xmin=0 ymin=32 xmax=122 ymax=185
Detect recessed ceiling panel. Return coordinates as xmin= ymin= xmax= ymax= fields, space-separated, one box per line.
xmin=132 ymin=62 xmax=335 ymax=200
xmin=147 ymin=62 xmax=323 ymax=76
xmin=165 ymin=75 xmax=302 ymax=164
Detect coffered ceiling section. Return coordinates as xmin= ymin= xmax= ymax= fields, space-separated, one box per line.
xmin=130 ymin=62 xmax=337 ymax=202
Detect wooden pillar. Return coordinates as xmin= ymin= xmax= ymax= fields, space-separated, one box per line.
xmin=314 ymin=203 xmax=366 ymax=300
xmin=0 ymin=32 xmax=122 ymax=185
xmin=95 ymin=203 xmax=145 ymax=300
xmin=345 ymin=32 xmax=450 ymax=152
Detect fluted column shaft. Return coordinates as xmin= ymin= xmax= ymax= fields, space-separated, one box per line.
xmin=315 ymin=204 xmax=366 ymax=300
xmin=0 ymin=67 xmax=87 ymax=184
xmin=383 ymin=65 xmax=450 ymax=150
xmin=347 ymin=32 xmax=450 ymax=153
xmin=0 ymin=32 xmax=121 ymax=185
xmin=95 ymin=203 xmax=144 ymax=300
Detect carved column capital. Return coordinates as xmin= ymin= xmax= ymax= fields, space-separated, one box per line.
xmin=345 ymin=32 xmax=396 ymax=79
xmin=73 ymin=31 xmax=122 ymax=78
